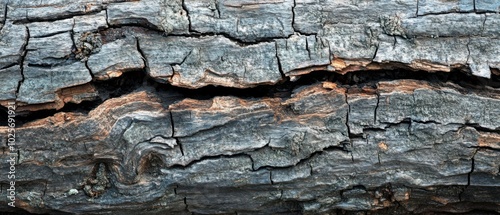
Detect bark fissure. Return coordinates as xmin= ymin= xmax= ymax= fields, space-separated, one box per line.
xmin=291 ymin=0 xmax=296 ymax=32
xmin=467 ymin=145 xmax=500 ymax=152
xmin=6 ymin=68 xmax=500 ymax=127
xmin=374 ymin=90 xmax=380 ymax=125
xmin=181 ymin=0 xmax=192 ymax=32
xmin=466 ymin=36 xmax=472 ymax=64
xmin=416 ymin=0 xmax=419 ymax=17
xmin=253 ymin=145 xmax=349 ymax=172
xmin=135 ymin=37 xmax=148 ymax=70
xmin=274 ymin=42 xmax=286 ymax=79
xmin=417 ymin=11 xmax=496 ymax=17
xmin=16 ymin=25 xmax=29 ymax=101
xmin=214 ymin=0 xmax=221 ymax=19
xmin=168 ymin=154 xmax=253 ymax=170
xmin=0 ymin=0 xmax=8 ymax=32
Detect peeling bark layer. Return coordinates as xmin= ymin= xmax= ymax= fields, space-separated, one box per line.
xmin=0 ymin=0 xmax=499 ymax=214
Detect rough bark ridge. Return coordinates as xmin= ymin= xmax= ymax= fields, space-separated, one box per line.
xmin=0 ymin=0 xmax=499 ymax=214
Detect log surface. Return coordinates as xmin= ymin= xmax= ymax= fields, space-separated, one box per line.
xmin=0 ymin=0 xmax=499 ymax=214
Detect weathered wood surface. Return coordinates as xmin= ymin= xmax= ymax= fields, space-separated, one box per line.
xmin=0 ymin=0 xmax=499 ymax=214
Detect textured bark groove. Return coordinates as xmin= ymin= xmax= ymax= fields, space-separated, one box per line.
xmin=0 ymin=0 xmax=499 ymax=214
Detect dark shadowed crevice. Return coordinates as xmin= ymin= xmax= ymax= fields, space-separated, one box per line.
xmin=0 ymin=1 xmax=8 ymax=32
xmin=168 ymin=154 xmax=254 ymax=170
xmin=251 ymin=144 xmax=350 ymax=172
xmin=183 ymin=197 xmax=189 ymax=212
xmin=275 ymin=42 xmax=286 ymax=79
xmin=344 ymin=94 xmax=353 ymax=141
xmin=7 ymin=100 xmax=102 ymax=127
xmin=416 ymin=0 xmax=419 ymax=17
xmin=162 ymin=68 xmax=500 ymax=103
xmin=0 ymin=62 xmax=17 ymax=70
xmin=460 ymin=146 xmax=477 ymax=201
xmin=374 ymin=91 xmax=380 ymax=125
xmin=248 ymin=155 xmax=256 ymax=171
xmin=1 ymin=71 xmax=146 ymax=126
xmin=135 ymin=37 xmax=148 ymax=70
xmin=291 ymin=0 xmax=296 ymax=32
xmin=152 ymin=76 xmax=294 ymax=101
xmin=468 ymin=146 xmax=500 ymax=152
xmin=466 ymin=37 xmax=472 ymax=65
xmin=463 ymin=123 xmax=500 ymax=133
xmin=173 ymin=31 xmax=289 ymax=46
xmin=16 ymin=26 xmax=30 ymax=101
xmin=372 ymin=43 xmax=379 ymax=60
xmin=104 ymin=8 xmax=110 ymax=27
xmin=0 ymin=106 xmax=9 ymax=126
xmin=480 ymin=14 xmax=487 ymax=35
xmin=169 ymin=111 xmax=184 ymax=156
xmin=105 ymin=22 xmax=304 ymax=46
xmin=84 ymin=61 xmax=94 ymax=79
xmin=93 ymin=68 xmax=148 ymax=101
xmin=270 ymin=171 xmax=274 ymax=185
xmin=3 ymin=67 xmax=500 ymax=127
xmin=214 ymin=0 xmax=221 ymax=19
xmin=181 ymin=0 xmax=192 ymax=32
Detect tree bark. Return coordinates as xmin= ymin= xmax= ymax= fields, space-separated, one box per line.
xmin=0 ymin=0 xmax=499 ymax=214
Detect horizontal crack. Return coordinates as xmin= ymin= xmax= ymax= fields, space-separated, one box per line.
xmin=252 ymin=145 xmax=350 ymax=172
xmin=106 ymin=22 xmax=313 ymax=46
xmin=467 ymin=146 xmax=500 ymax=152
xmin=167 ymin=153 xmax=253 ymax=170
xmin=463 ymin=123 xmax=500 ymax=133
xmin=2 ymin=66 xmax=500 ymax=126
xmin=417 ymin=11 xmax=496 ymax=17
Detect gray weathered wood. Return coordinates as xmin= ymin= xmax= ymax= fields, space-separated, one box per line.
xmin=0 ymin=0 xmax=499 ymax=214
